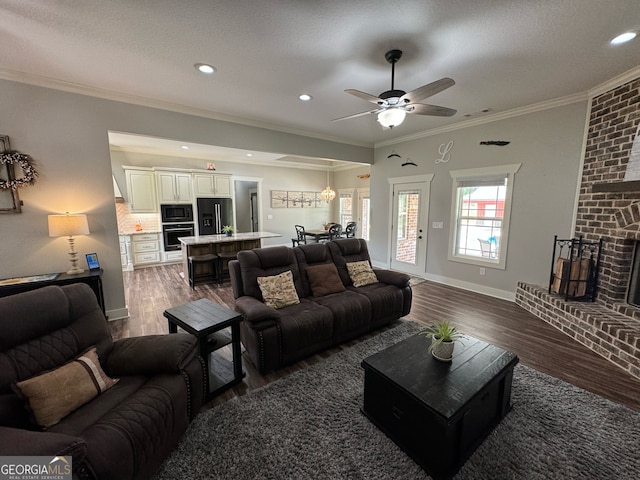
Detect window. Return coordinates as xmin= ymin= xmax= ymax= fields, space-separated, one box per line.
xmin=338 ymin=190 xmax=354 ymax=226
xmin=357 ymin=188 xmax=370 ymax=241
xmin=448 ymin=164 xmax=521 ymax=269
xmin=396 ymin=193 xmax=408 ymax=240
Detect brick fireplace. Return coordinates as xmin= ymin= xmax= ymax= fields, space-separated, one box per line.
xmin=516 ymin=75 xmax=640 ymax=380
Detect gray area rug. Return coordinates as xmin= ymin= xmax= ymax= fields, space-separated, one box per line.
xmin=154 ymin=321 xmax=640 ymax=479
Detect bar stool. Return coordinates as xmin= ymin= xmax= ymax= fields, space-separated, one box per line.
xmin=216 ymin=252 xmax=238 ymax=285
xmin=187 ymin=253 xmax=218 ymax=288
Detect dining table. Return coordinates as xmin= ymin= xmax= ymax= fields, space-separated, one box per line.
xmin=304 ymin=229 xmax=331 ymax=242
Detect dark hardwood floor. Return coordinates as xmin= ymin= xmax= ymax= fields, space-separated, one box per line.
xmin=110 ymin=264 xmax=640 ymax=411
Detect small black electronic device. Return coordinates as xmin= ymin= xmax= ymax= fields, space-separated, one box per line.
xmin=86 ymin=253 xmax=100 ymax=271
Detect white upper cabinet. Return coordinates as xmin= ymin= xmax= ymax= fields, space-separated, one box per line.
xmin=157 ymin=171 xmax=193 ymax=203
xmin=194 ymin=173 xmax=232 ymax=197
xmin=124 ymin=168 xmax=157 ymax=213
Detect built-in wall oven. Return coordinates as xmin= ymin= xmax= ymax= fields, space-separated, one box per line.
xmin=162 ymin=223 xmax=195 ymax=251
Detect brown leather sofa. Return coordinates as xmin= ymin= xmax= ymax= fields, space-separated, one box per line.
xmin=0 ymin=283 xmax=205 ymax=480
xmin=230 ymin=238 xmax=412 ymax=373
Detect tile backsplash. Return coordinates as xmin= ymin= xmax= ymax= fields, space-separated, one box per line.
xmin=115 ymin=203 xmax=161 ymax=233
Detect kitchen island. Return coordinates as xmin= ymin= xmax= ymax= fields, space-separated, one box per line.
xmin=178 ymin=232 xmax=281 ymax=285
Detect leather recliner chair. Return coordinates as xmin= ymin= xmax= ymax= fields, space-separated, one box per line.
xmin=0 ymin=283 xmax=205 ymax=480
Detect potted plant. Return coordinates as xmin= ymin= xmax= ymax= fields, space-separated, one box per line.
xmin=420 ymin=320 xmax=464 ymax=362
xmin=222 ymin=225 xmax=235 ymax=236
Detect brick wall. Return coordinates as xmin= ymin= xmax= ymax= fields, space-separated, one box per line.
xmin=516 ymin=76 xmax=640 ymax=381
xmin=576 ymin=77 xmax=640 ymax=308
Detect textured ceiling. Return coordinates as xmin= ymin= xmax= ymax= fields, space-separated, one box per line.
xmin=1 ymin=0 xmax=639 ymax=149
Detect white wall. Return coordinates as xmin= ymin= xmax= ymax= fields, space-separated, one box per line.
xmin=0 ymin=79 xmax=371 ymax=318
xmin=368 ymin=101 xmax=589 ymax=299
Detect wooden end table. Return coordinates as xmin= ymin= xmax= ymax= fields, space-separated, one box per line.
xmin=164 ymin=298 xmax=244 ymax=400
xmin=361 ymin=333 xmax=519 ymax=480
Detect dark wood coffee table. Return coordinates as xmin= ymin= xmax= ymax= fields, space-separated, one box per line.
xmin=361 ymin=332 xmax=518 ymax=480
xmin=164 ymin=298 xmax=244 ymax=400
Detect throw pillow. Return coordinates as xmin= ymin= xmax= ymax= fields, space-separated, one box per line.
xmin=257 ymin=270 xmax=300 ymax=309
xmin=346 ymin=260 xmax=378 ymax=287
xmin=13 ymin=346 xmax=118 ymax=428
xmin=306 ymin=263 xmax=346 ymax=297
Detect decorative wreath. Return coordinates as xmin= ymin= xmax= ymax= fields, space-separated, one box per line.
xmin=0 ymin=150 xmax=38 ymax=190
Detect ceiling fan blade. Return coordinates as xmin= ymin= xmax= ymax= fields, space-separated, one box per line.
xmin=400 ymin=78 xmax=455 ymax=104
xmin=345 ymin=89 xmax=384 ymax=105
xmin=331 ymin=108 xmax=382 ymax=122
xmin=407 ymin=103 xmax=457 ymax=117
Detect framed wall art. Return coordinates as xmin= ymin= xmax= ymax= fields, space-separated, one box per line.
xmin=271 ymin=190 xmax=327 ymax=208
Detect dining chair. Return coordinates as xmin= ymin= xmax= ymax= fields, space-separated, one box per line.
xmin=292 ymin=225 xmax=307 ymax=246
xmin=328 ymin=223 xmax=343 ymax=240
xmin=343 ymin=222 xmax=357 ymax=238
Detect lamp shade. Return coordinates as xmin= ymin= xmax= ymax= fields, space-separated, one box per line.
xmin=377 ymin=108 xmax=406 ymax=128
xmin=48 ymin=213 xmax=90 ymax=237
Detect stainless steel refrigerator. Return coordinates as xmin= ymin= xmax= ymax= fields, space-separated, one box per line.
xmin=197 ymin=197 xmax=233 ymax=235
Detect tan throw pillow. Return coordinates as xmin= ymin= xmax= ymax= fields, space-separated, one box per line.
xmin=13 ymin=347 xmax=118 ymax=428
xmin=346 ymin=260 xmax=378 ymax=287
xmin=306 ymin=263 xmax=346 ymax=297
xmin=257 ymin=270 xmax=300 ymax=309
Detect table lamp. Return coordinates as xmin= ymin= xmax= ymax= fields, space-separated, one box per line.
xmin=48 ymin=213 xmax=90 ymax=274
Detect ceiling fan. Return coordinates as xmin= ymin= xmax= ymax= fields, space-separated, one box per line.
xmin=332 ymin=49 xmax=457 ymax=129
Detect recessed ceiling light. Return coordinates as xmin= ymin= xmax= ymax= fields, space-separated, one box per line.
xmin=180 ymin=145 xmax=189 ymax=150
xmin=246 ymin=153 xmax=253 ymax=157
xmin=299 ymin=94 xmax=312 ymax=101
xmin=194 ymin=63 xmax=216 ymax=74
xmin=610 ymin=32 xmax=637 ymax=45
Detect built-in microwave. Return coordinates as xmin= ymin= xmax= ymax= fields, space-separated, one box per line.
xmin=161 ymin=204 xmax=193 ymax=223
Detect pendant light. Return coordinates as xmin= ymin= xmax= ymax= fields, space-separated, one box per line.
xmin=321 ymin=170 xmax=336 ymax=202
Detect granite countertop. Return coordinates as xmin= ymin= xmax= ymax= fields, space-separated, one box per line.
xmin=178 ymin=231 xmax=281 ymax=245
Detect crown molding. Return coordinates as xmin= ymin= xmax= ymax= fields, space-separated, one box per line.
xmin=0 ymin=68 xmax=372 ymax=149
xmin=374 ymin=92 xmax=588 ymax=148
xmin=588 ymin=65 xmax=640 ymax=98
xmin=111 ymin=145 xmax=365 ymax=172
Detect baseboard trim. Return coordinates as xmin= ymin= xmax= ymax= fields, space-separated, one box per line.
xmin=423 ymin=273 xmax=516 ymax=302
xmin=107 ymin=307 xmax=129 ymax=321
xmin=369 ymin=261 xmax=515 ymax=301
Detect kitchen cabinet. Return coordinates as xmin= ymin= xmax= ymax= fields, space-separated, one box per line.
xmin=157 ymin=171 xmax=193 ymax=203
xmin=124 ymin=168 xmax=157 ymax=213
xmin=194 ymin=173 xmax=232 ymax=198
xmin=163 ymin=251 xmax=183 ymax=263
xmin=131 ymin=233 xmax=161 ymax=265
xmin=119 ymin=235 xmax=133 ymax=271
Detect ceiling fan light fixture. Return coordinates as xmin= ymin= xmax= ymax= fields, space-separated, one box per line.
xmin=377 ymin=108 xmax=406 ymax=128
